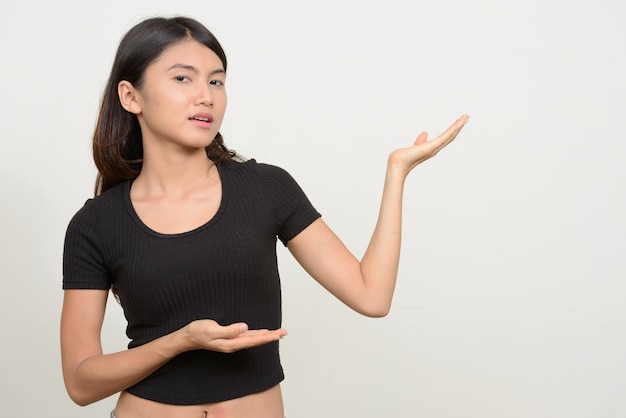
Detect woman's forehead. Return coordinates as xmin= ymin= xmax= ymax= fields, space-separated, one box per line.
xmin=154 ymin=39 xmax=224 ymax=71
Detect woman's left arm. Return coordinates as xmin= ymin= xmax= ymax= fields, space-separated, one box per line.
xmin=288 ymin=115 xmax=469 ymax=317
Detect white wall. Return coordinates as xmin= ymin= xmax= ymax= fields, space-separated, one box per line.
xmin=1 ymin=1 xmax=625 ymax=417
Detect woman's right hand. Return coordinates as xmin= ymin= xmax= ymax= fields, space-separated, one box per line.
xmin=180 ymin=320 xmax=287 ymax=353
xmin=61 ymin=290 xmax=287 ymax=406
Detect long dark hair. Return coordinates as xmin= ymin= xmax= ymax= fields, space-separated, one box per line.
xmin=92 ymin=16 xmax=235 ymax=196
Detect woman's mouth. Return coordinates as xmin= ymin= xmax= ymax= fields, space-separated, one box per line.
xmin=190 ymin=113 xmax=214 ymax=127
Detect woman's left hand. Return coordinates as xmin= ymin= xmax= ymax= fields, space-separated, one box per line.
xmin=388 ymin=114 xmax=469 ymax=176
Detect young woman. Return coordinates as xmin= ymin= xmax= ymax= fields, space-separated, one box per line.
xmin=61 ymin=16 xmax=468 ymax=418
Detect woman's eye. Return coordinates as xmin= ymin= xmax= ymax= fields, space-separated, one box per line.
xmin=210 ymin=79 xmax=224 ymax=86
xmin=175 ymin=76 xmax=190 ymax=83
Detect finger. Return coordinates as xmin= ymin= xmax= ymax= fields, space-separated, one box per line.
xmin=217 ymin=322 xmax=248 ymax=339
xmin=217 ymin=329 xmax=287 ymax=352
xmin=452 ymin=114 xmax=470 ymax=129
xmin=413 ymin=131 xmax=428 ymax=146
xmin=243 ymin=328 xmax=287 ymax=337
xmin=239 ymin=329 xmax=286 ymax=344
xmin=437 ymin=114 xmax=469 ymax=144
xmin=427 ymin=114 xmax=469 ymax=153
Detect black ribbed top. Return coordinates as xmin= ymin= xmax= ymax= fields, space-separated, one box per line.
xmin=62 ymin=159 xmax=321 ymax=404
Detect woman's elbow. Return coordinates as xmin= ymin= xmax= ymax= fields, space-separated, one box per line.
xmin=357 ymin=301 xmax=391 ymax=318
xmin=67 ymin=390 xmax=92 ymax=407
xmin=64 ymin=381 xmax=99 ymax=407
xmin=365 ymin=308 xmax=391 ymax=318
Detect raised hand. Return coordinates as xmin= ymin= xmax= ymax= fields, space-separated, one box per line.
xmin=388 ymin=114 xmax=469 ymax=176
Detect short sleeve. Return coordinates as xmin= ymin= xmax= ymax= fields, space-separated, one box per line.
xmin=255 ymin=162 xmax=321 ymax=246
xmin=62 ymin=200 xmax=112 ymax=290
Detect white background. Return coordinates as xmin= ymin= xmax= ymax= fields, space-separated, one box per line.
xmin=1 ymin=1 xmax=625 ymax=417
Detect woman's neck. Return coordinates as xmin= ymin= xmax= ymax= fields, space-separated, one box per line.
xmin=134 ymin=149 xmax=217 ymax=199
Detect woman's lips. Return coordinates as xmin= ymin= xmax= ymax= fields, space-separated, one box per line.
xmin=189 ymin=112 xmax=214 ymax=128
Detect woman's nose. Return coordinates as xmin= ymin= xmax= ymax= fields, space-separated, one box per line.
xmin=196 ymin=84 xmax=213 ymax=107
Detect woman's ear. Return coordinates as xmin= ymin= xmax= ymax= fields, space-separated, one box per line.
xmin=118 ymin=81 xmax=142 ymax=114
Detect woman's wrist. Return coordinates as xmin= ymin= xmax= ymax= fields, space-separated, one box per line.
xmin=384 ymin=161 xmax=409 ymax=191
xmin=155 ymin=328 xmax=190 ymax=359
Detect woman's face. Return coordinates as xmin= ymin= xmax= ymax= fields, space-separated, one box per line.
xmin=126 ymin=39 xmax=227 ymax=153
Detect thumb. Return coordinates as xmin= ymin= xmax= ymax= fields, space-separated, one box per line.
xmin=414 ymin=131 xmax=428 ymax=146
xmin=222 ymin=322 xmax=248 ymax=338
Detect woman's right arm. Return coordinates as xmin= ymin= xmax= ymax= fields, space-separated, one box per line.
xmin=61 ymin=289 xmax=286 ymax=406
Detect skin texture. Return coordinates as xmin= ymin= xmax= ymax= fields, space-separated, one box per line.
xmin=60 ymin=38 xmax=469 ymax=418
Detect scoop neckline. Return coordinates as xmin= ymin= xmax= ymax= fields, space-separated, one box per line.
xmin=123 ymin=163 xmax=229 ymax=238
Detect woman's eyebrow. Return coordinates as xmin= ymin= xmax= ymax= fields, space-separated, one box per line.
xmin=167 ymin=64 xmax=225 ymax=76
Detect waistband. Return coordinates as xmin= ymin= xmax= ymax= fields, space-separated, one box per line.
xmin=111 ymin=409 xmax=284 ymax=417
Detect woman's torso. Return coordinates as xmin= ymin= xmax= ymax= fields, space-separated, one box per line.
xmin=62 ymin=160 xmax=318 ymax=414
